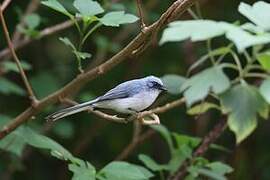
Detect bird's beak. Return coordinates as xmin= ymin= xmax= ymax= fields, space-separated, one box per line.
xmin=159 ymin=85 xmax=168 ymax=92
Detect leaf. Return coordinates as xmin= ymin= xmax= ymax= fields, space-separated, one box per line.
xmin=187 ymin=102 xmax=220 ymax=115
xmin=222 ymin=22 xmax=270 ymax=52
xmin=0 ymin=115 xmax=26 ymax=156
xmin=220 ymin=83 xmax=268 ymax=143
xmin=0 ymin=77 xmax=25 ymax=96
xmin=59 ymin=37 xmax=76 ymax=50
xmin=257 ymin=51 xmax=270 ymax=71
xmin=188 ymin=46 xmax=231 ymax=73
xmin=160 ymin=20 xmax=270 ymax=52
xmin=100 ymin=11 xmax=138 ymax=27
xmin=52 ymin=121 xmax=74 ymax=139
xmin=159 ymin=20 xmax=225 ymax=45
xmin=160 ymin=74 xmax=186 ymax=95
xmin=150 ymin=124 xmax=174 ymax=153
xmin=41 ymin=0 xmax=73 ymax=18
xmin=73 ymin=51 xmax=92 ymax=60
xmin=259 ymin=78 xmax=270 ymax=104
xmin=206 ymin=162 xmax=233 ymax=175
xmin=238 ymin=1 xmax=270 ymax=31
xmin=30 ymin=72 xmax=60 ymax=98
xmin=173 ymin=133 xmax=230 ymax=153
xmin=197 ymin=168 xmax=226 ymax=180
xmin=69 ymin=159 xmax=96 ymax=180
xmin=181 ymin=66 xmax=230 ymax=106
xmin=73 ymin=0 xmax=104 ymax=17
xmin=20 ymin=127 xmax=75 ymax=161
xmin=98 ymin=161 xmax=154 ymax=180
xmin=138 ymin=154 xmax=169 ymax=171
xmin=2 ymin=61 xmax=32 ymax=73
xmin=24 ymin=14 xmax=41 ymax=29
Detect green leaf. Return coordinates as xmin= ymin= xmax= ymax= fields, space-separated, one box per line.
xmin=168 ymin=144 xmax=193 ymax=173
xmin=100 ymin=11 xmax=138 ymax=27
xmin=41 ymin=0 xmax=73 ymax=18
xmin=73 ymin=0 xmax=104 ymax=17
xmin=181 ymin=66 xmax=230 ymax=106
xmin=187 ymin=102 xmax=220 ymax=115
xmin=259 ymin=78 xmax=270 ymax=104
xmin=138 ymin=154 xmax=169 ymax=172
xmin=30 ymin=72 xmax=60 ymax=98
xmin=59 ymin=37 xmax=76 ymax=50
xmin=98 ymin=161 xmax=154 ymax=180
xmin=150 ymin=124 xmax=174 ymax=153
xmin=73 ymin=51 xmax=92 ymax=60
xmin=160 ymin=74 xmax=186 ymax=95
xmin=222 ymin=22 xmax=270 ymax=52
xmin=172 ymin=133 xmax=200 ymax=149
xmin=159 ymin=20 xmax=225 ymax=45
xmin=197 ymin=168 xmax=226 ymax=180
xmin=0 ymin=115 xmax=26 ymax=156
xmin=69 ymin=159 xmax=96 ymax=180
xmin=188 ymin=46 xmax=231 ymax=74
xmin=25 ymin=14 xmax=41 ymax=29
xmin=21 ymin=127 xmax=75 ymax=161
xmin=206 ymin=162 xmax=233 ymax=175
xmin=257 ymin=51 xmax=270 ymax=71
xmin=2 ymin=61 xmax=31 ymax=73
xmin=220 ymin=83 xmax=268 ymax=143
xmin=52 ymin=121 xmax=74 ymax=139
xmin=238 ymin=1 xmax=270 ymax=31
xmin=0 ymin=77 xmax=25 ymax=96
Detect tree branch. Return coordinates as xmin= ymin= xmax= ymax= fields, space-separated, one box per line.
xmin=12 ymin=0 xmax=40 ymax=44
xmin=169 ymin=117 xmax=228 ymax=180
xmin=0 ymin=0 xmax=197 ymax=140
xmin=115 ymin=129 xmax=156 ymax=160
xmin=0 ymin=5 xmax=38 ymax=104
xmin=0 ymin=0 xmax=12 ymax=12
xmin=0 ymin=19 xmax=76 ymax=60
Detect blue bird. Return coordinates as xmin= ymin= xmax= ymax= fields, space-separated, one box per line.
xmin=46 ymin=76 xmax=167 ymax=122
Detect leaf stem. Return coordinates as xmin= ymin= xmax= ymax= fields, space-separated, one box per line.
xmin=81 ymin=22 xmax=102 ymax=47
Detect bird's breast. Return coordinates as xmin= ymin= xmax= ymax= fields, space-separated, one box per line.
xmin=94 ymin=90 xmax=160 ymax=114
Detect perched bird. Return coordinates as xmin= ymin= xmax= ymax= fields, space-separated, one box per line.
xmin=46 ymin=76 xmax=167 ymax=122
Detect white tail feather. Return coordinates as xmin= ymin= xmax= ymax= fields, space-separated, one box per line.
xmin=46 ymin=100 xmax=96 ymax=122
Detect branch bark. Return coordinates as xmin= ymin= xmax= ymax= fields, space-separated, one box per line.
xmin=0 ymin=0 xmax=197 ymax=140
xmin=169 ymin=118 xmax=228 ymax=180
xmin=0 ymin=5 xmax=37 ymax=104
xmin=0 ymin=19 xmax=76 ymax=60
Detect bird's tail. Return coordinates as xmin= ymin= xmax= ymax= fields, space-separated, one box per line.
xmin=45 ymin=100 xmax=97 ymax=122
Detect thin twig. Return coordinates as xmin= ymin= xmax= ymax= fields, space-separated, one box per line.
xmin=0 ymin=0 xmax=12 ymax=12
xmin=115 ymin=129 xmax=156 ymax=160
xmin=0 ymin=5 xmax=38 ymax=104
xmin=0 ymin=19 xmax=76 ymax=60
xmin=12 ymin=0 xmax=40 ymax=44
xmin=136 ymin=0 xmax=146 ymax=29
xmin=169 ymin=118 xmax=228 ymax=180
xmin=0 ymin=0 xmax=197 ymax=140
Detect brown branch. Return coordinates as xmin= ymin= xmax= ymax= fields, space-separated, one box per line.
xmin=136 ymin=0 xmax=146 ymax=29
xmin=0 ymin=0 xmax=197 ymax=140
xmin=0 ymin=19 xmax=75 ymax=61
xmin=115 ymin=129 xmax=156 ymax=160
xmin=169 ymin=118 xmax=228 ymax=180
xmin=0 ymin=0 xmax=12 ymax=12
xmin=12 ymin=0 xmax=40 ymax=44
xmin=0 ymin=5 xmax=37 ymax=104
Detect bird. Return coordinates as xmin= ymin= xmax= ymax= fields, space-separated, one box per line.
xmin=46 ymin=75 xmax=167 ymax=122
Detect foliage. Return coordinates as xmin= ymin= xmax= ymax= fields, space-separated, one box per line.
xmin=1 ymin=0 xmax=270 ymax=180
xmin=161 ymin=1 xmax=270 ymax=143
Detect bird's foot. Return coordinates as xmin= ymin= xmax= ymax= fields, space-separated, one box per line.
xmin=140 ymin=114 xmax=160 ymax=125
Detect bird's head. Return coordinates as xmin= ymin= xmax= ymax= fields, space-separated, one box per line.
xmin=145 ymin=76 xmax=167 ymax=92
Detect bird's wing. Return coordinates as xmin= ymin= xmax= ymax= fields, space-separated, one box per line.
xmin=96 ymin=80 xmax=143 ymax=102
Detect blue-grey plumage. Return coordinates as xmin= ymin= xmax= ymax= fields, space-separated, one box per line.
xmin=46 ymin=76 xmax=167 ymax=121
